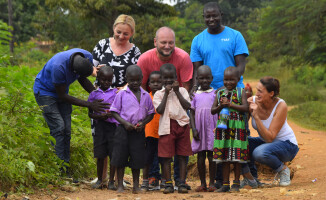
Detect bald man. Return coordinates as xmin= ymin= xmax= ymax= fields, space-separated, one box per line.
xmin=138 ymin=27 xmax=193 ymax=92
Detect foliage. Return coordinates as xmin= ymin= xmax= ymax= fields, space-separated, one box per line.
xmin=248 ymin=0 xmax=326 ymax=64
xmin=289 ymin=101 xmax=326 ymax=130
xmin=0 ymin=20 xmax=12 ymax=67
xmin=0 ymin=47 xmax=97 ymax=193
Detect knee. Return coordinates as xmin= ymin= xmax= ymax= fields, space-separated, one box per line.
xmin=252 ymin=148 xmax=269 ymax=163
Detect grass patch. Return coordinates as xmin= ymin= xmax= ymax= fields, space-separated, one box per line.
xmin=288 ymin=101 xmax=326 ymax=130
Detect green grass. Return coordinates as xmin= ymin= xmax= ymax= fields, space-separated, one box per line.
xmin=288 ymin=101 xmax=326 ymax=131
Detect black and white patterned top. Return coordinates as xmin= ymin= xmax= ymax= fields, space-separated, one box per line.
xmin=92 ymin=38 xmax=141 ymax=87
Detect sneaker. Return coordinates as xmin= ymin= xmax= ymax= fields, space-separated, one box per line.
xmin=92 ymin=180 xmax=104 ymax=189
xmin=174 ymin=180 xmax=191 ymax=190
xmin=230 ymin=184 xmax=240 ymax=192
xmin=159 ymin=180 xmax=166 ymax=191
xmin=279 ymin=166 xmax=291 ymax=186
xmin=108 ymin=181 xmax=117 ymax=190
xmin=178 ymin=184 xmax=188 ymax=193
xmin=240 ymin=177 xmax=258 ymax=189
xmin=149 ymin=177 xmax=160 ymax=190
xmin=214 ymin=180 xmax=223 ymax=189
xmin=140 ymin=182 xmax=149 ymax=192
xmin=163 ymin=183 xmax=174 ymax=194
xmin=215 ymin=185 xmax=230 ymax=193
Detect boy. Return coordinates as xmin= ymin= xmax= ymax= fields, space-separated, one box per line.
xmin=88 ymin=66 xmax=117 ymax=189
xmin=153 ymin=63 xmax=192 ymax=194
xmin=110 ymin=65 xmax=155 ymax=193
xmin=140 ymin=71 xmax=163 ymax=191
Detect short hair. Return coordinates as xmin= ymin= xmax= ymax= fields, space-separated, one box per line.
xmin=72 ymin=54 xmax=93 ymax=77
xmin=155 ymin=26 xmax=175 ymax=40
xmin=203 ymin=2 xmax=222 ymax=14
xmin=98 ymin=65 xmax=113 ymax=78
xmin=149 ymin=71 xmax=161 ymax=81
xmin=126 ymin=64 xmax=142 ymax=77
xmin=197 ymin=65 xmax=212 ymax=75
xmin=224 ymin=66 xmax=240 ymax=78
xmin=260 ymin=76 xmax=280 ymax=97
xmin=160 ymin=63 xmax=177 ymax=76
xmin=113 ymin=14 xmax=135 ymax=34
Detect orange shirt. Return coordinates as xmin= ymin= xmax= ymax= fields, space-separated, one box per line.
xmin=145 ymin=92 xmax=160 ymax=138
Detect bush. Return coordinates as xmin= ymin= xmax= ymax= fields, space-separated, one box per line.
xmin=289 ymin=101 xmax=326 ymax=130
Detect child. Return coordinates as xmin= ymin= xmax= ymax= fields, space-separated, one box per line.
xmin=153 ymin=63 xmax=192 ymax=194
xmin=189 ymin=65 xmax=218 ymax=192
xmin=140 ymin=71 xmax=163 ymax=191
xmin=87 ymin=66 xmax=117 ymax=189
xmin=110 ymin=65 xmax=155 ymax=193
xmin=211 ymin=66 xmax=249 ymax=192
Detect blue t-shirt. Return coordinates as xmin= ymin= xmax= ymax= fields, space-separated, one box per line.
xmin=33 ymin=48 xmax=93 ymax=98
xmin=190 ymin=27 xmax=249 ymax=89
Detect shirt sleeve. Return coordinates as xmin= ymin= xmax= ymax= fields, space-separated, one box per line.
xmin=88 ymin=91 xmax=95 ymax=102
xmin=190 ymin=35 xmax=203 ymax=62
xmin=153 ymin=90 xmax=163 ymax=110
xmin=110 ymin=91 xmax=122 ymax=114
xmin=137 ymin=54 xmax=149 ymax=86
xmin=234 ymin=32 xmax=249 ymax=57
xmin=180 ymin=87 xmax=191 ymax=103
xmin=52 ymin=64 xmax=66 ymax=85
xmin=133 ymin=46 xmax=141 ymax=64
xmin=180 ymin=54 xmax=193 ymax=83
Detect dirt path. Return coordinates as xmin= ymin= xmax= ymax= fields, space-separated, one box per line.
xmin=22 ymin=80 xmax=326 ymax=200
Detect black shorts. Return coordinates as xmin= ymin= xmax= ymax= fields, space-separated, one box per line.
xmin=93 ymin=120 xmax=116 ymax=159
xmin=145 ymin=137 xmax=158 ymax=165
xmin=111 ymin=125 xmax=146 ymax=169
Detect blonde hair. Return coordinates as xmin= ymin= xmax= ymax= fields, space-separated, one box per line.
xmin=113 ymin=14 xmax=135 ymax=35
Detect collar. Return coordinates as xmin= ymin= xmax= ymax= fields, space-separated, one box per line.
xmin=95 ymin=87 xmax=116 ymax=93
xmin=196 ymin=87 xmax=213 ymax=94
xmin=126 ymin=86 xmax=147 ymax=95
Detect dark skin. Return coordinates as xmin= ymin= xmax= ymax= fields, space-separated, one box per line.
xmin=210 ymin=69 xmax=249 ymax=185
xmin=88 ymin=70 xmax=116 ymax=186
xmin=142 ymin=74 xmax=163 ymax=185
xmin=156 ymin=69 xmax=190 ymax=185
xmin=111 ymin=70 xmax=154 ymax=193
xmin=189 ymin=66 xmax=216 ymax=189
xmin=191 ymin=6 xmax=246 ymax=94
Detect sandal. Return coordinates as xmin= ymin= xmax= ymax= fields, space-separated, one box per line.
xmin=195 ymin=185 xmax=207 ymax=192
xmin=208 ymin=186 xmax=217 ymax=192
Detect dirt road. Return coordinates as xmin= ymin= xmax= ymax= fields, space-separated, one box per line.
xmin=23 ymin=80 xmax=326 ymax=200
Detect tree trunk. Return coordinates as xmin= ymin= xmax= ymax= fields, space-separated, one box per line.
xmin=8 ymin=0 xmax=14 ymax=53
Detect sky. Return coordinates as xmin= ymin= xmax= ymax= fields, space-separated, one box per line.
xmin=161 ymin=0 xmax=177 ymax=6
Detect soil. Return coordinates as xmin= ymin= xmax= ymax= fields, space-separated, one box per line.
xmin=14 ymin=80 xmax=326 ymax=200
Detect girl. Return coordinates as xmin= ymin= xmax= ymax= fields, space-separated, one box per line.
xmin=211 ymin=66 xmax=249 ymax=192
xmin=189 ymin=65 xmax=218 ymax=192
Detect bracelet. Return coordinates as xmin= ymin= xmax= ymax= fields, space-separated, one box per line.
xmin=193 ymin=85 xmax=198 ymax=88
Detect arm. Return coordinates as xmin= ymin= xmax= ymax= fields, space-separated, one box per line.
xmin=175 ymin=90 xmax=191 ymax=110
xmin=211 ymin=94 xmax=225 ymax=115
xmin=155 ymin=86 xmax=171 ymax=115
xmin=192 ymin=61 xmax=202 ymax=87
xmin=234 ymin=54 xmax=246 ymax=76
xmin=55 ymin=84 xmax=109 ymax=112
xmin=88 ymin=108 xmax=110 ymax=120
xmin=135 ymin=113 xmax=154 ymax=132
xmin=228 ymin=89 xmax=249 ymax=112
xmin=78 ymin=76 xmax=95 ymax=93
xmin=111 ymin=111 xmax=135 ymax=131
xmin=189 ymin=109 xmax=199 ymax=141
xmin=251 ymin=101 xmax=288 ymax=143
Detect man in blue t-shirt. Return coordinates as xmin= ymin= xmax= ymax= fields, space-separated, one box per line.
xmin=190 ymin=2 xmax=249 ymax=190
xmin=33 ymin=48 xmax=109 ymax=170
xmin=190 ymin=2 xmax=249 ymax=90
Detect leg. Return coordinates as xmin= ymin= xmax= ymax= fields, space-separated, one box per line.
xmin=162 ymin=158 xmax=174 ymax=194
xmin=116 ymin=167 xmax=125 ymax=193
xmin=207 ymin=151 xmax=216 ymax=190
xmin=216 ymin=162 xmax=231 ymax=193
xmin=246 ymin=137 xmax=266 ymax=178
xmin=92 ymin=157 xmax=105 ymax=189
xmin=178 ymin=155 xmax=189 ymax=193
xmin=58 ymin=101 xmax=72 ymax=164
xmin=132 ymin=168 xmax=141 ymax=193
xmin=230 ymin=163 xmax=241 ymax=192
xmin=197 ymin=151 xmax=207 ymax=188
xmin=102 ymin=157 xmax=108 ymax=182
xmin=215 ymin=163 xmax=223 ymax=189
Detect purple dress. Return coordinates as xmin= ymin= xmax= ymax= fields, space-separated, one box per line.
xmin=191 ymin=89 xmax=218 ymax=153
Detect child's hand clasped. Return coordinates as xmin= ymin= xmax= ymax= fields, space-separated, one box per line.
xmin=135 ymin=121 xmax=144 ymax=132
xmin=172 ymin=81 xmax=179 ymax=92
xmin=193 ymin=129 xmax=200 ymax=141
xmin=123 ymin=122 xmax=136 ymax=131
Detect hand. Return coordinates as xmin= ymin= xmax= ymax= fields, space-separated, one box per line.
xmin=89 ymin=99 xmax=110 ymax=112
xmin=123 ymin=122 xmax=136 ymax=131
xmin=98 ymin=113 xmax=109 ymax=120
xmin=193 ymin=129 xmax=200 ymax=141
xmin=165 ymin=85 xmax=172 ymax=93
xmin=106 ymin=110 xmax=112 ymax=117
xmin=220 ymin=97 xmax=230 ymax=107
xmin=135 ymin=121 xmax=144 ymax=132
xmin=172 ymin=81 xmax=179 ymax=92
xmin=250 ymin=102 xmax=259 ymax=118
